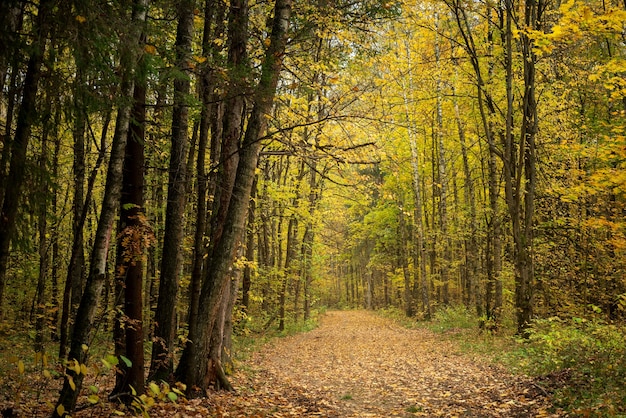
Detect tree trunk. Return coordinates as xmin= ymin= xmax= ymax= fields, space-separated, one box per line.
xmin=175 ymin=0 xmax=292 ymax=393
xmin=50 ymin=122 xmax=62 ymax=341
xmin=58 ymin=110 xmax=110 ymax=358
xmin=0 ymin=0 xmax=52 ymax=320
xmin=111 ymin=71 xmax=147 ymax=402
xmin=150 ymin=0 xmax=194 ymax=382
xmin=35 ymin=107 xmax=50 ymax=353
xmin=400 ymin=38 xmax=431 ymax=319
xmin=52 ymin=0 xmax=148 ymax=414
xmin=0 ymin=0 xmax=24 ymax=206
xmin=434 ymin=14 xmax=450 ymax=305
xmin=242 ymin=177 xmax=257 ymax=310
xmin=187 ymin=0 xmax=226 ymax=357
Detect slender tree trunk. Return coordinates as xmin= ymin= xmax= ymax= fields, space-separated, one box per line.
xmin=58 ymin=110 xmax=110 ymax=358
xmin=242 ymin=178 xmax=257 ymax=309
xmin=35 ymin=109 xmax=50 ymax=353
xmin=150 ymin=0 xmax=194 ymax=382
xmin=0 ymin=0 xmax=52 ymax=320
xmin=400 ymin=38 xmax=430 ymax=319
xmin=52 ymin=1 xmax=148 ymax=415
xmin=434 ymin=14 xmax=450 ymax=304
xmin=51 ymin=123 xmax=62 ymax=340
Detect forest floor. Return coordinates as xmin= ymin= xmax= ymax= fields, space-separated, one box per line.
xmin=3 ymin=310 xmax=565 ymax=417
xmin=169 ymin=310 xmax=563 ymax=417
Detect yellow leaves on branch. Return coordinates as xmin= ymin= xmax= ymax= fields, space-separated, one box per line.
xmin=525 ymin=0 xmax=626 ymax=56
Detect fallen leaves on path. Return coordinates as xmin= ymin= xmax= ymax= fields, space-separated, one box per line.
xmin=208 ymin=310 xmax=563 ymax=417
xmin=2 ymin=311 xmax=563 ymax=417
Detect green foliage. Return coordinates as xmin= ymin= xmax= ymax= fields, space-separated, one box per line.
xmin=428 ymin=306 xmax=478 ymax=333
xmin=511 ymin=317 xmax=626 ymax=415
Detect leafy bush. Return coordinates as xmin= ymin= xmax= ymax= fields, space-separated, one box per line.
xmin=429 ymin=305 xmax=477 ymax=332
xmin=515 ymin=317 xmax=626 ymax=415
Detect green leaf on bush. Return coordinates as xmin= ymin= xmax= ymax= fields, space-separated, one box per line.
xmin=167 ymin=391 xmax=178 ymax=402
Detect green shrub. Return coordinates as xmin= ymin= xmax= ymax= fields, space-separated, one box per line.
xmin=515 ymin=317 xmax=626 ymax=415
xmin=429 ymin=305 xmax=477 ymax=332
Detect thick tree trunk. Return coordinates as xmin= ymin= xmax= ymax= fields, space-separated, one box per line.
xmin=187 ymin=0 xmax=225 ymax=355
xmin=52 ymin=1 xmax=148 ymax=415
xmin=178 ymin=0 xmax=250 ymax=389
xmin=176 ymin=0 xmax=292 ymax=393
xmin=111 ymin=74 xmax=147 ymax=402
xmin=150 ymin=0 xmax=194 ymax=382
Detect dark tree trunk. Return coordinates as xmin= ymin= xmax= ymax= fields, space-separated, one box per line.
xmin=0 ymin=0 xmax=52 ymax=320
xmin=50 ymin=122 xmax=62 ymax=340
xmin=35 ymin=106 xmax=51 ymax=353
xmin=175 ymin=0 xmax=292 ymax=393
xmin=58 ymin=110 xmax=110 ymax=359
xmin=0 ymin=0 xmax=24 ymax=206
xmin=150 ymin=0 xmax=194 ymax=382
xmin=241 ymin=177 xmax=257 ymax=309
xmin=187 ymin=0 xmax=227 ymax=349
xmin=52 ymin=0 xmax=148 ymax=415
xmin=111 ymin=72 xmax=147 ymax=402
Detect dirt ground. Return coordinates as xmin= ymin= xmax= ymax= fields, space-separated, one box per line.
xmin=205 ymin=310 xmax=563 ymax=417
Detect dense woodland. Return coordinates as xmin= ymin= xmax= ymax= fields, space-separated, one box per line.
xmin=0 ymin=0 xmax=625 ymax=415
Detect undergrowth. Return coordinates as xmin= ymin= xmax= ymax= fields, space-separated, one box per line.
xmin=508 ymin=316 xmax=626 ymax=416
xmin=382 ymin=305 xmax=626 ymax=417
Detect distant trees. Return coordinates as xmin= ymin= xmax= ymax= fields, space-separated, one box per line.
xmin=330 ymin=0 xmax=626 ymax=330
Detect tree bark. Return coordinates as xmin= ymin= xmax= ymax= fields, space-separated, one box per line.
xmin=111 ymin=70 xmax=147 ymax=402
xmin=150 ymin=0 xmax=194 ymax=382
xmin=175 ymin=0 xmax=292 ymax=393
xmin=52 ymin=0 xmax=148 ymax=415
xmin=0 ymin=0 xmax=52 ymax=320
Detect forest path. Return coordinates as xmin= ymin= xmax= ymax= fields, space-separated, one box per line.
xmin=207 ymin=310 xmax=560 ymax=417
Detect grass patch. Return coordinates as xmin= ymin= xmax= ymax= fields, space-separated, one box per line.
xmin=406 ymin=404 xmax=423 ymax=413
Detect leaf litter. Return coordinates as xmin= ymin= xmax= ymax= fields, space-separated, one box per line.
xmin=208 ymin=310 xmax=563 ymax=417
xmin=2 ymin=310 xmax=563 ymax=417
